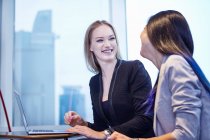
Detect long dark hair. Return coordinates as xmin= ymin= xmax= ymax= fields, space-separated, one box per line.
xmin=147 ymin=10 xmax=210 ymax=92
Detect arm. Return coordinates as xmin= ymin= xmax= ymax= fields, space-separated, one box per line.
xmin=66 ymin=108 xmax=110 ymax=139
xmin=66 ymin=76 xmax=108 ymax=139
xmin=87 ymin=76 xmax=108 ymax=131
xmin=64 ymin=111 xmax=88 ymax=127
xmin=113 ymin=60 xmax=154 ymax=137
xmin=67 ymin=125 xmax=107 ymax=139
xmin=146 ymin=133 xmax=176 ymax=140
xmin=87 ymin=105 xmax=107 ymax=131
xmin=167 ymin=56 xmax=202 ymax=140
xmin=108 ymin=131 xmax=176 ymax=140
xmin=109 ymin=56 xmax=202 ymax=140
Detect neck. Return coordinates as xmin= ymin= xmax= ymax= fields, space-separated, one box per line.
xmin=100 ymin=59 xmax=117 ymax=78
xmin=152 ymin=53 xmax=164 ymax=70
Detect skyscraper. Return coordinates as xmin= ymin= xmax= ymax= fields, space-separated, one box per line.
xmin=15 ymin=10 xmax=55 ymax=125
xmin=59 ymin=86 xmax=86 ymax=124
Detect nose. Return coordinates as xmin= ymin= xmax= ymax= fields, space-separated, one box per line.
xmin=103 ymin=39 xmax=111 ymax=47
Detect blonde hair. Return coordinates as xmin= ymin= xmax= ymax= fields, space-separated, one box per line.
xmin=84 ymin=20 xmax=121 ymax=73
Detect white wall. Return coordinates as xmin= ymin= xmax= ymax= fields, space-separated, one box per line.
xmin=126 ymin=0 xmax=210 ymax=85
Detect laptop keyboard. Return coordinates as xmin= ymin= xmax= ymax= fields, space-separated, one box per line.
xmin=31 ymin=129 xmax=54 ymax=132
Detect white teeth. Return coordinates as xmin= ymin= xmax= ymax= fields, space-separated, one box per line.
xmin=102 ymin=49 xmax=112 ymax=53
xmin=104 ymin=50 xmax=111 ymax=53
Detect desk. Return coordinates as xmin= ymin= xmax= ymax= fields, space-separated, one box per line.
xmin=0 ymin=131 xmax=77 ymax=139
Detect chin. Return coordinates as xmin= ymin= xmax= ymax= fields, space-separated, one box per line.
xmin=140 ymin=51 xmax=144 ymax=57
xmin=105 ymin=57 xmax=116 ymax=62
xmin=140 ymin=52 xmax=149 ymax=60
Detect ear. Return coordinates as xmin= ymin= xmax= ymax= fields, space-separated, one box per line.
xmin=90 ymin=46 xmax=93 ymax=51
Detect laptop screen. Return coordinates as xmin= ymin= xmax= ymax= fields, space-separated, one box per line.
xmin=14 ymin=91 xmax=75 ymax=135
xmin=14 ymin=91 xmax=30 ymax=132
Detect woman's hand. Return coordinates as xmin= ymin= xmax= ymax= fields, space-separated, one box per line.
xmin=107 ymin=131 xmax=131 ymax=140
xmin=64 ymin=111 xmax=87 ymax=127
xmin=67 ymin=125 xmax=105 ymax=139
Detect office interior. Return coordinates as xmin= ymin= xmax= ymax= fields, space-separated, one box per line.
xmin=1 ymin=0 xmax=210 ymax=134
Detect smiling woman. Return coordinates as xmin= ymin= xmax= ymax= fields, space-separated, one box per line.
xmin=64 ymin=20 xmax=155 ymax=139
xmin=0 ymin=0 xmax=128 ymax=131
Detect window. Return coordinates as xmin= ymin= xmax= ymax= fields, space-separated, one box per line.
xmin=12 ymin=0 xmax=127 ymax=128
xmin=126 ymin=0 xmax=210 ymax=85
xmin=14 ymin=0 xmax=108 ymax=126
xmin=1 ymin=0 xmax=127 ymax=130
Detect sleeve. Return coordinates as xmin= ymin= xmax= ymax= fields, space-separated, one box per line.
xmin=87 ymin=77 xmax=107 ymax=131
xmin=167 ymin=57 xmax=202 ymax=140
xmin=87 ymin=106 xmax=107 ymax=131
xmin=112 ymin=60 xmax=154 ymax=137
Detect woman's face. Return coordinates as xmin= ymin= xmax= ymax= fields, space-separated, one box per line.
xmin=140 ymin=28 xmax=157 ymax=62
xmin=90 ymin=25 xmax=117 ymax=63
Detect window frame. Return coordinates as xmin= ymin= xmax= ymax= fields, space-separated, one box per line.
xmin=0 ymin=0 xmax=14 ymax=131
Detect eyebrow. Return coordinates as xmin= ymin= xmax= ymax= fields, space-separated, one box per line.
xmin=95 ymin=34 xmax=115 ymax=39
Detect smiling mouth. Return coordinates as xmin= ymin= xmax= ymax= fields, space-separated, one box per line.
xmin=102 ymin=49 xmax=113 ymax=53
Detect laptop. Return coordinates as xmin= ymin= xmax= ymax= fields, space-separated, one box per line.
xmin=14 ymin=91 xmax=74 ymax=135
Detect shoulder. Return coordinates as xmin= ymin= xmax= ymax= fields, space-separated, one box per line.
xmin=120 ymin=59 xmax=144 ymax=70
xmin=119 ymin=59 xmax=150 ymax=81
xmin=161 ymin=55 xmax=191 ymax=73
xmin=89 ymin=73 xmax=100 ymax=86
xmin=89 ymin=74 xmax=101 ymax=97
xmin=121 ymin=59 xmax=143 ymax=65
xmin=160 ymin=55 xmax=200 ymax=89
xmin=165 ymin=55 xmax=187 ymax=64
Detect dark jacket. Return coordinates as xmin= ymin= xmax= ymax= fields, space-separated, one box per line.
xmin=87 ymin=59 xmax=155 ymax=138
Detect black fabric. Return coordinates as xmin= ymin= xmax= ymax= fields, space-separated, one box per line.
xmin=102 ymin=100 xmax=112 ymax=122
xmin=87 ymin=59 xmax=155 ymax=138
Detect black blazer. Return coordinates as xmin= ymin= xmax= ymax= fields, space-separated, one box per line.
xmin=87 ymin=59 xmax=154 ymax=138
